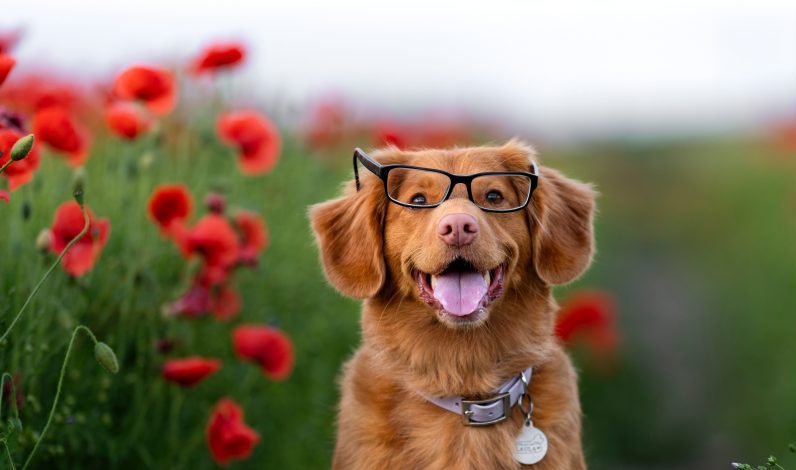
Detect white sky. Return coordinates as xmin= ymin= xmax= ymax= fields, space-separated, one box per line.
xmin=4 ymin=0 xmax=796 ymax=140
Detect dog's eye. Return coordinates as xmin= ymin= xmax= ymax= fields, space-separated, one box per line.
xmin=410 ymin=193 xmax=427 ymax=205
xmin=485 ymin=190 xmax=503 ymax=204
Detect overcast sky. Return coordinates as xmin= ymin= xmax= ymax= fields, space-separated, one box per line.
xmin=5 ymin=0 xmax=796 ymax=140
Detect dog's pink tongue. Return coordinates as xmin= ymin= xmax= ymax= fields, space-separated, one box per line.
xmin=433 ymin=270 xmax=487 ymax=316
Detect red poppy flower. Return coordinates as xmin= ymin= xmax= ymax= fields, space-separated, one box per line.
xmin=217 ymin=111 xmax=281 ymax=175
xmin=771 ymin=116 xmax=796 ymax=152
xmin=415 ymin=119 xmax=468 ymax=149
xmin=211 ymin=285 xmax=241 ymax=321
xmin=373 ymin=120 xmax=411 ymax=149
xmin=0 ymin=54 xmax=15 ymax=87
xmin=0 ymin=128 xmax=40 ymax=190
xmin=166 ymin=281 xmax=211 ymax=318
xmin=303 ymin=98 xmax=349 ymax=151
xmin=0 ymin=189 xmax=8 ymax=204
xmin=555 ymin=290 xmax=618 ymax=355
xmin=147 ymin=184 xmax=193 ymax=236
xmin=191 ymin=42 xmax=246 ymax=75
xmin=0 ymin=74 xmax=94 ymax=114
xmin=0 ymin=29 xmax=22 ymax=54
xmin=166 ymin=280 xmax=240 ymax=321
xmin=162 ymin=357 xmax=221 ymax=387
xmin=112 ymin=65 xmax=177 ymax=116
xmin=0 ymin=108 xmax=25 ymax=133
xmin=49 ymin=201 xmax=110 ymax=276
xmin=206 ymin=398 xmax=260 ymax=465
xmin=105 ymin=102 xmax=151 ymax=140
xmin=232 ymin=325 xmax=294 ymax=380
xmin=234 ymin=210 xmax=268 ymax=265
xmin=183 ymin=214 xmax=240 ymax=284
xmin=31 ymin=106 xmax=90 ymax=166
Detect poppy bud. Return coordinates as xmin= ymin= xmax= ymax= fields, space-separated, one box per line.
xmin=9 ymin=417 xmax=22 ymax=433
xmin=72 ymin=168 xmax=85 ymax=207
xmin=21 ymin=200 xmax=31 ymax=220
xmin=94 ymin=342 xmax=119 ymax=374
xmin=156 ymin=338 xmax=176 ymax=354
xmin=36 ymin=229 xmax=52 ymax=253
xmin=139 ymin=151 xmax=154 ymax=170
xmin=205 ymin=192 xmax=226 ymax=214
xmin=10 ymin=133 xmax=34 ymax=161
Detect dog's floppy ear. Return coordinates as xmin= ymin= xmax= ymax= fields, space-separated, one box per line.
xmin=309 ymin=169 xmax=387 ymax=299
xmin=528 ymin=164 xmax=596 ymax=285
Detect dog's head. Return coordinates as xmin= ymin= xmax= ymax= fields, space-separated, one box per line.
xmin=310 ymin=141 xmax=595 ymax=331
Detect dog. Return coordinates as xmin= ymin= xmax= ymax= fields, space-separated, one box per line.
xmin=310 ymin=140 xmax=594 ymax=469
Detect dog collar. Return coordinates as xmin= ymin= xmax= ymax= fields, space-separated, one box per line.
xmin=417 ymin=367 xmax=532 ymax=426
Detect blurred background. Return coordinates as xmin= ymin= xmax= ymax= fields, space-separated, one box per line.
xmin=1 ymin=1 xmax=794 ymax=468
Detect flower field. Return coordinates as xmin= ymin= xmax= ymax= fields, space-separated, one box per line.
xmin=1 ymin=29 xmax=795 ymax=469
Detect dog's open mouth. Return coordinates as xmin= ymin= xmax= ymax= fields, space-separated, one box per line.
xmin=415 ymin=258 xmax=506 ymax=322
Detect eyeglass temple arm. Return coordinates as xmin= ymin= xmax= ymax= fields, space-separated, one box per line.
xmin=353 ymin=148 xmax=538 ymax=192
xmin=353 ymin=148 xmax=382 ymax=192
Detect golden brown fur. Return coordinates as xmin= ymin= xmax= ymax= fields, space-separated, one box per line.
xmin=310 ymin=141 xmax=595 ymax=469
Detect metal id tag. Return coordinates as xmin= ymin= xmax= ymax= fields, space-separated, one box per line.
xmin=513 ymin=421 xmax=548 ymax=465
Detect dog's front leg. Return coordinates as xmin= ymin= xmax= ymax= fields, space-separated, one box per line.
xmin=332 ymin=352 xmax=406 ymax=470
xmin=332 ymin=435 xmax=403 ymax=470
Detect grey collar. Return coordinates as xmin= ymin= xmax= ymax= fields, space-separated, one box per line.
xmin=416 ymin=367 xmax=533 ymax=426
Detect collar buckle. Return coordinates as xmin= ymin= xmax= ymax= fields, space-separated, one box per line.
xmin=460 ymin=392 xmax=511 ymax=426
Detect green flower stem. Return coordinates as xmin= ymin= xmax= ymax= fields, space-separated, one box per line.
xmin=0 ymin=160 xmax=12 ymax=175
xmin=168 ymin=390 xmax=183 ymax=465
xmin=0 ymin=205 xmax=90 ymax=346
xmin=21 ymin=325 xmax=99 ymax=470
xmin=1 ymin=440 xmax=15 ymax=470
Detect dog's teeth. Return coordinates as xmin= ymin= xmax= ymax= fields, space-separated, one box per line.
xmin=484 ymin=271 xmax=491 ymax=286
xmin=430 ymin=275 xmax=437 ymax=291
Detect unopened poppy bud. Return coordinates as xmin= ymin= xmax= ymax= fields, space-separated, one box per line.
xmin=10 ymin=134 xmax=34 ymax=161
xmin=21 ymin=200 xmax=31 ymax=220
xmin=36 ymin=229 xmax=52 ymax=253
xmin=156 ymin=338 xmax=176 ymax=354
xmin=72 ymin=168 xmax=85 ymax=207
xmin=139 ymin=151 xmax=154 ymax=170
xmin=205 ymin=192 xmax=226 ymax=214
xmin=94 ymin=342 xmax=119 ymax=374
xmin=9 ymin=417 xmax=22 ymax=432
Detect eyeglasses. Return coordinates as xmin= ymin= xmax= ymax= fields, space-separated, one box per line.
xmin=353 ymin=148 xmax=539 ymax=213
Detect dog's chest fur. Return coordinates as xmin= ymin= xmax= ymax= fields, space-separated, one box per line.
xmin=333 ymin=346 xmax=585 ymax=470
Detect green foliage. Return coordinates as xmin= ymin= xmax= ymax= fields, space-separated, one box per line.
xmin=733 ymin=448 xmax=795 ymax=470
xmin=2 ymin=126 xmax=359 ymax=468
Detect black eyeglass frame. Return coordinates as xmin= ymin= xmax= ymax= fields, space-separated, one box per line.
xmin=353 ymin=148 xmax=539 ymax=213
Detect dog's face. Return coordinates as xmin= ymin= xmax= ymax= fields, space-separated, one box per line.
xmin=310 ymin=141 xmax=595 ymax=332
xmin=380 ymin=147 xmax=532 ymax=328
